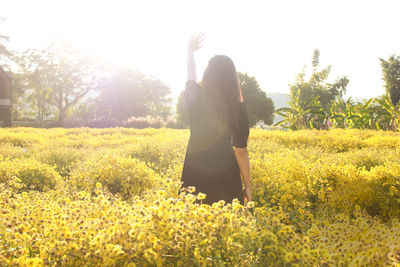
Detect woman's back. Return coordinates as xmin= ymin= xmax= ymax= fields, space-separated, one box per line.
xmin=181 ymin=80 xmax=249 ymax=205
xmin=180 ymin=33 xmax=252 ymax=205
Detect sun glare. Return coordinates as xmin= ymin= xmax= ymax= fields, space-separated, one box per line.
xmin=3 ymin=0 xmax=400 ymax=98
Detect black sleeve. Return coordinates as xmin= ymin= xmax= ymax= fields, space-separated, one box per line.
xmin=232 ymin=103 xmax=250 ymax=148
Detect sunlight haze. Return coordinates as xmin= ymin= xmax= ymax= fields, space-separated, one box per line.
xmin=2 ymin=0 xmax=400 ymax=101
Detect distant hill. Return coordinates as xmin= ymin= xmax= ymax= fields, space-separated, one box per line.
xmin=269 ymin=93 xmax=290 ymax=124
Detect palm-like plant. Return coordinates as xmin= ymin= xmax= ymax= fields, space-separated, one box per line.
xmin=275 ymin=89 xmax=321 ymax=130
xmin=352 ymin=99 xmax=377 ymax=129
xmin=330 ymin=96 xmax=360 ymax=129
xmin=375 ymin=94 xmax=399 ymax=131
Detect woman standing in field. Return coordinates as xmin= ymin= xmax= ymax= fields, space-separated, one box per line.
xmin=180 ymin=33 xmax=252 ymax=205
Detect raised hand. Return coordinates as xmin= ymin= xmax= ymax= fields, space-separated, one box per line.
xmin=188 ymin=32 xmax=206 ymax=52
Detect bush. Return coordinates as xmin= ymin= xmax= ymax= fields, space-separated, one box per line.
xmin=0 ymin=157 xmax=63 ymax=191
xmin=61 ymin=120 xmax=88 ymax=128
xmin=122 ymin=116 xmax=166 ymax=129
xmin=88 ymin=118 xmax=121 ymax=128
xmin=0 ymin=131 xmax=45 ymax=147
xmin=34 ymin=147 xmax=87 ymax=177
xmin=69 ymin=155 xmax=161 ymax=200
xmin=122 ymin=116 xmax=188 ymax=129
xmin=122 ymin=116 xmax=151 ymax=128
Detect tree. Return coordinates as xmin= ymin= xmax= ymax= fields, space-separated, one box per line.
xmin=13 ymin=50 xmax=56 ymax=124
xmin=275 ymin=89 xmax=321 ymax=130
xmin=176 ymin=90 xmax=189 ymax=126
xmin=2 ymin=68 xmax=32 ymax=120
xmin=94 ymin=68 xmax=171 ymax=122
xmin=278 ymin=49 xmax=349 ymax=130
xmin=139 ymin=76 xmax=172 ymax=118
xmin=238 ymin=72 xmax=274 ymax=126
xmin=290 ymin=49 xmax=349 ymax=111
xmin=12 ymin=40 xmax=107 ymax=125
xmin=375 ymin=94 xmax=399 ymax=131
xmin=380 ymin=55 xmax=400 ymax=107
xmin=176 ymin=72 xmax=275 ymax=127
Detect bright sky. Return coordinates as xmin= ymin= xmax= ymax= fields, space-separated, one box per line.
xmin=2 ymin=0 xmax=400 ymax=101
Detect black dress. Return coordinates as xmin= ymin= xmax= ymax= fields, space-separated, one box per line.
xmin=180 ymin=80 xmax=250 ymax=205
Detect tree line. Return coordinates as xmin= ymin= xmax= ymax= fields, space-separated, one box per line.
xmin=0 ymin=35 xmax=275 ymax=128
xmin=1 ymin=40 xmax=174 ymax=127
xmin=3 ymin=24 xmax=399 ymax=131
xmin=276 ymin=49 xmax=400 ymax=131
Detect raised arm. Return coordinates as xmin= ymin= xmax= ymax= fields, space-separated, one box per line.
xmin=187 ymin=33 xmax=206 ymax=82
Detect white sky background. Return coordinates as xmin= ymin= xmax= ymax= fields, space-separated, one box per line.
xmin=1 ymin=0 xmax=400 ymax=101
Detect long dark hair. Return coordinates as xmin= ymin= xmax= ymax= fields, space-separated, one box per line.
xmin=202 ymin=55 xmax=242 ymax=137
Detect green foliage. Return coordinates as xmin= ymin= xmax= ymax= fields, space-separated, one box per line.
xmin=9 ymin=40 xmax=106 ymax=125
xmin=380 ymin=55 xmax=400 ymax=106
xmin=277 ymin=91 xmax=400 ymax=131
xmin=374 ymin=94 xmax=400 ymax=131
xmin=176 ymin=90 xmax=189 ymax=127
xmin=275 ymin=88 xmax=322 ymax=130
xmin=238 ymin=72 xmax=275 ymax=126
xmin=273 ymin=49 xmax=400 ymax=131
xmin=5 ymin=40 xmax=172 ymax=126
xmin=94 ymin=68 xmax=172 ymax=122
xmin=176 ymin=73 xmax=275 ymax=127
xmin=289 ymin=49 xmax=349 ymax=111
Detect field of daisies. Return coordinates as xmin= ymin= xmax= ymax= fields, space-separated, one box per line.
xmin=0 ymin=127 xmax=400 ymax=266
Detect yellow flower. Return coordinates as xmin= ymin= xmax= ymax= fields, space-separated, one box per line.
xmin=188 ymin=186 xmax=196 ymax=193
xmin=197 ymin=193 xmax=206 ymax=200
xmin=194 ymin=247 xmax=201 ymax=259
xmin=128 ymin=229 xmax=135 ymax=238
xmin=246 ymin=201 xmax=255 ymax=208
xmin=96 ymin=182 xmax=102 ymax=189
xmin=200 ymin=239 xmax=208 ymax=245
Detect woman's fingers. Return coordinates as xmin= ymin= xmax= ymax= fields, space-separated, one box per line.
xmin=188 ymin=32 xmax=206 ymax=52
xmin=193 ymin=32 xmax=206 ymax=44
xmin=197 ymin=33 xmax=206 ymax=43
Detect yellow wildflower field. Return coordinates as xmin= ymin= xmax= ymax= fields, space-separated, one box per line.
xmin=0 ymin=128 xmax=399 ymax=266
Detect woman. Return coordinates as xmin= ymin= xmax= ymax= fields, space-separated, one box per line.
xmin=180 ymin=33 xmax=252 ymax=205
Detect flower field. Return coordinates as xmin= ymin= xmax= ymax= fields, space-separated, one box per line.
xmin=0 ymin=127 xmax=400 ymax=266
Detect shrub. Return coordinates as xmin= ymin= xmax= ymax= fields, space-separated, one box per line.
xmin=34 ymin=147 xmax=87 ymax=177
xmin=122 ymin=116 xmax=151 ymax=128
xmin=0 ymin=131 xmax=45 ymax=147
xmin=122 ymin=116 xmax=167 ymax=129
xmin=0 ymin=157 xmax=63 ymax=191
xmin=88 ymin=118 xmax=121 ymax=128
xmin=61 ymin=120 xmax=88 ymax=128
xmin=148 ymin=117 xmax=164 ymax=128
xmin=69 ymin=155 xmax=161 ymax=200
